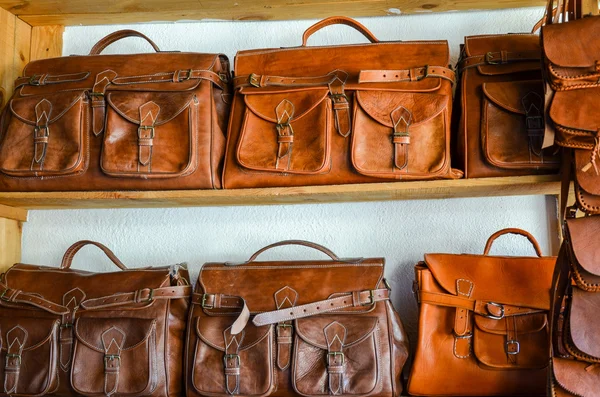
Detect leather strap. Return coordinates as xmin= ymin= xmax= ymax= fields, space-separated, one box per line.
xmin=246 ymin=240 xmax=340 ymax=263
xmin=137 ymin=101 xmax=159 ymax=171
xmin=102 ymin=326 xmax=126 ymax=396
xmin=325 ymin=321 xmax=346 ymax=395
xmin=0 ymin=285 xmax=69 ymax=315
xmin=14 ymin=72 xmax=90 ymax=88
xmin=89 ymin=29 xmax=160 ymax=55
xmin=33 ymin=99 xmax=51 ymax=168
xmin=61 ymin=240 xmax=128 ymax=270
xmin=233 ymin=70 xmax=347 ymax=90
xmin=359 ymin=66 xmax=456 ymax=85
xmin=302 ymin=16 xmax=379 ymax=46
xmin=420 ymin=290 xmax=548 ymax=315
xmin=458 ymin=51 xmax=541 ymax=72
xmin=223 ymin=327 xmax=242 ymax=395
xmin=80 ymin=285 xmax=191 ymax=309
xmin=112 ymin=69 xmax=226 ymax=89
xmin=91 ymin=70 xmax=117 ymax=136
xmin=4 ymin=325 xmax=28 ymax=394
xmin=483 ymin=228 xmax=543 ymax=257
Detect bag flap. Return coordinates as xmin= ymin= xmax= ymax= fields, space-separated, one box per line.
xmin=74 ymin=317 xmax=155 ymax=352
xmin=243 ymin=88 xmax=329 ymax=123
xmin=550 ymin=88 xmax=600 ymax=133
xmin=482 ymin=80 xmax=543 ymax=115
xmin=9 ymin=91 xmax=85 ymax=126
xmin=553 ymin=357 xmax=600 ymax=397
xmin=569 ymin=288 xmax=600 ymax=360
xmin=464 ymin=34 xmax=541 ymax=75
xmin=0 ymin=316 xmax=58 ymax=351
xmin=474 ymin=313 xmax=547 ymax=335
xmin=295 ymin=316 xmax=377 ymax=349
xmin=566 ymin=216 xmax=600 ymax=277
xmin=355 ymin=90 xmax=447 ymax=128
xmin=424 ymin=253 xmax=555 ymax=309
xmin=195 ymin=316 xmax=270 ymax=351
xmin=575 ymin=150 xmax=600 ymax=197
xmin=543 ymin=17 xmax=600 ymax=68
xmin=107 ymin=91 xmax=195 ymax=125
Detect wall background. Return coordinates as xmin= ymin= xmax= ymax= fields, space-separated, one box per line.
xmin=22 ymin=7 xmax=556 ymax=341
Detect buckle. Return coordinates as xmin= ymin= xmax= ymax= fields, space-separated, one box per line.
xmin=88 ymin=92 xmax=104 ymax=98
xmin=60 ymin=323 xmax=73 ymax=329
xmin=329 ymin=93 xmax=349 ymax=102
xmin=218 ymin=72 xmax=228 ymax=82
xmin=485 ymin=52 xmax=500 ymax=65
xmin=416 ymin=65 xmax=430 ymax=81
xmin=137 ymin=126 xmax=155 ymax=139
xmin=248 ymin=73 xmax=260 ymax=88
xmin=483 ymin=302 xmax=505 ymax=320
xmin=453 ymin=331 xmax=473 ymax=340
xmin=505 ymin=340 xmax=520 ymax=355
xmin=223 ymin=353 xmax=241 ymax=367
xmin=277 ymin=323 xmax=293 ymax=329
xmin=177 ymin=69 xmax=192 ymax=83
xmin=5 ymin=354 xmax=21 ymax=366
xmin=526 ymin=116 xmax=544 ymax=132
xmin=361 ymin=290 xmax=375 ymax=306
xmin=141 ymin=288 xmax=154 ymax=303
xmin=383 ymin=278 xmax=392 ymax=291
xmin=29 ymin=75 xmax=41 ymax=86
xmin=327 ymin=352 xmax=345 ymax=364
xmin=104 ymin=354 xmax=121 ymax=367
xmin=201 ymin=293 xmax=214 ymax=309
xmin=0 ymin=289 xmax=10 ymax=302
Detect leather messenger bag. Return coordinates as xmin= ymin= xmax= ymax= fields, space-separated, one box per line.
xmin=408 ymin=229 xmax=556 ymax=396
xmin=0 ymin=240 xmax=192 ymax=397
xmin=223 ymin=16 xmax=462 ymax=188
xmin=0 ymin=30 xmax=230 ymax=191
xmin=186 ymin=240 xmax=409 ymax=397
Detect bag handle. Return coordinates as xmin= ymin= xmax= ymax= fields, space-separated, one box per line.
xmin=247 ymin=240 xmax=340 ymax=262
xmin=483 ymin=228 xmax=543 ymax=257
xmin=89 ymin=29 xmax=161 ymax=55
xmin=302 ymin=16 xmax=379 ymax=47
xmin=61 ymin=240 xmax=128 ymax=270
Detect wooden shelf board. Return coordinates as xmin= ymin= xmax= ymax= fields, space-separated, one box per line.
xmin=0 ymin=175 xmax=560 ymax=210
xmin=0 ymin=0 xmax=549 ymax=26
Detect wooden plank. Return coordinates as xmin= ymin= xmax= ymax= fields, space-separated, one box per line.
xmin=581 ymin=0 xmax=599 ymax=15
xmin=0 ymin=0 xmax=548 ymax=26
xmin=0 ymin=10 xmax=30 ymax=108
xmin=0 ymin=204 xmax=27 ymax=222
xmin=30 ymin=25 xmax=63 ymax=61
xmin=0 ymin=218 xmax=22 ymax=272
xmin=0 ymin=175 xmax=561 ymax=209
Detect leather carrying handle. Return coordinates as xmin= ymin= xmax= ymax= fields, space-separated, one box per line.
xmin=483 ymin=228 xmax=543 ymax=257
xmin=89 ymin=29 xmax=161 ymax=55
xmin=247 ymin=240 xmax=340 ymax=262
xmin=61 ymin=240 xmax=128 ymax=270
xmin=302 ymin=16 xmax=379 ymax=46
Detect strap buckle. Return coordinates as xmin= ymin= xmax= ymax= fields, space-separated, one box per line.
xmin=88 ymin=92 xmax=105 ymax=98
xmin=104 ymin=354 xmax=121 ymax=367
xmin=29 ymin=75 xmax=42 ymax=86
xmin=60 ymin=323 xmax=73 ymax=329
xmin=329 ymin=93 xmax=349 ymax=102
xmin=5 ymin=354 xmax=21 ymax=366
xmin=0 ymin=289 xmax=10 ymax=302
xmin=141 ymin=288 xmax=154 ymax=303
xmin=526 ymin=116 xmax=544 ymax=134
xmin=453 ymin=331 xmax=473 ymax=340
xmin=223 ymin=353 xmax=241 ymax=367
xmin=483 ymin=302 xmax=505 ymax=320
xmin=361 ymin=290 xmax=375 ymax=306
xmin=218 ymin=72 xmax=228 ymax=82
xmin=327 ymin=352 xmax=345 ymax=364
xmin=416 ymin=65 xmax=430 ymax=81
xmin=248 ymin=73 xmax=260 ymax=88
xmin=277 ymin=323 xmax=293 ymax=329
xmin=505 ymin=340 xmax=520 ymax=355
xmin=201 ymin=293 xmax=214 ymax=309
xmin=383 ymin=278 xmax=392 ymax=291
xmin=177 ymin=69 xmax=192 ymax=82
xmin=137 ymin=126 xmax=155 ymax=139
xmin=485 ymin=52 xmax=500 ymax=65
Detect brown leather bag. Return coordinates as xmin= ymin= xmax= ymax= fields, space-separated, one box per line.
xmin=223 ymin=16 xmax=462 ymax=188
xmin=0 ymin=240 xmax=192 ymax=396
xmin=185 ymin=240 xmax=409 ymax=397
xmin=455 ymin=30 xmax=560 ymax=178
xmin=0 ymin=30 xmax=230 ymax=191
xmin=408 ymin=229 xmax=556 ymax=396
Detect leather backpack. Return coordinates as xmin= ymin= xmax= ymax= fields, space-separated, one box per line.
xmin=408 ymin=229 xmax=556 ymax=396
xmin=0 ymin=30 xmax=230 ymax=191
xmin=185 ymin=240 xmax=409 ymax=397
xmin=0 ymin=240 xmax=192 ymax=397
xmin=223 ymin=16 xmax=462 ymax=188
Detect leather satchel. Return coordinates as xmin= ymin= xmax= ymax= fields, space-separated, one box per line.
xmin=455 ymin=30 xmax=560 ymax=178
xmin=185 ymin=240 xmax=409 ymax=397
xmin=223 ymin=16 xmax=462 ymax=188
xmin=0 ymin=30 xmax=230 ymax=191
xmin=408 ymin=229 xmax=556 ymax=396
xmin=0 ymin=240 xmax=192 ymax=396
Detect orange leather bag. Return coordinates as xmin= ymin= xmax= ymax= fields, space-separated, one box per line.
xmin=223 ymin=16 xmax=462 ymax=188
xmin=408 ymin=229 xmax=556 ymax=396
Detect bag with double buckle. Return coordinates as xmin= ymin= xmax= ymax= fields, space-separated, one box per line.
xmin=0 ymin=240 xmax=191 ymax=396
xmin=186 ymin=240 xmax=409 ymax=397
xmin=408 ymin=229 xmax=555 ymax=396
xmin=0 ymin=29 xmax=230 ymax=191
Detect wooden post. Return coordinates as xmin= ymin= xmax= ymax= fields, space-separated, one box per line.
xmin=0 ymin=205 xmax=27 ymax=272
xmin=581 ymin=0 xmax=599 ymax=15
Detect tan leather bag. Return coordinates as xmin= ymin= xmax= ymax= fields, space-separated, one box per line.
xmin=408 ymin=229 xmax=555 ymax=396
xmin=455 ymin=31 xmax=560 ymax=178
xmin=185 ymin=240 xmax=409 ymax=397
xmin=0 ymin=240 xmax=192 ymax=396
xmin=0 ymin=30 xmax=230 ymax=191
xmin=223 ymin=16 xmax=462 ymax=188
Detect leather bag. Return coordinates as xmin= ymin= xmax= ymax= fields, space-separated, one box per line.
xmin=0 ymin=30 xmax=230 ymax=191
xmin=223 ymin=16 xmax=462 ymax=188
xmin=408 ymin=229 xmax=556 ymax=396
xmin=0 ymin=240 xmax=192 ymax=397
xmin=185 ymin=240 xmax=409 ymax=397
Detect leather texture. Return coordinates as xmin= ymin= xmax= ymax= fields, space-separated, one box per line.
xmin=185 ymin=240 xmax=409 ymax=397
xmin=223 ymin=16 xmax=463 ymax=188
xmin=455 ymin=33 xmax=560 ymax=178
xmin=0 ymin=30 xmax=230 ymax=191
xmin=407 ymin=228 xmax=556 ymax=396
xmin=0 ymin=240 xmax=192 ymax=396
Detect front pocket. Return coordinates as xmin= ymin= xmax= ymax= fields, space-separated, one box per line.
xmin=351 ymin=90 xmax=449 ymax=179
xmin=0 ymin=316 xmax=59 ymax=396
xmin=71 ymin=317 xmax=157 ymax=396
xmin=101 ymin=91 xmax=199 ymax=178
xmin=193 ymin=316 xmax=274 ymax=397
xmin=292 ymin=316 xmax=380 ymax=396
xmin=565 ymin=289 xmax=600 ymax=363
xmin=0 ymin=91 xmax=87 ymax=177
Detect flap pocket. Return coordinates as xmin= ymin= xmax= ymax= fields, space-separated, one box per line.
xmin=193 ymin=316 xmax=274 ymax=397
xmin=566 ymin=289 xmax=600 ymax=362
xmin=71 ymin=317 xmax=157 ymax=396
xmin=0 ymin=316 xmax=59 ymax=396
xmin=549 ymin=88 xmax=600 ymax=148
xmin=553 ymin=357 xmax=600 ymax=397
xmin=101 ymin=91 xmax=199 ymax=178
xmin=0 ymin=91 xmax=87 ymax=177
xmin=237 ymin=89 xmax=331 ymax=174
xmin=293 ymin=316 xmax=380 ymax=396
xmin=473 ymin=313 xmax=548 ymax=370
xmin=351 ymin=90 xmax=450 ymax=179
xmin=566 ymin=215 xmax=600 ymax=290
xmin=481 ymin=80 xmax=560 ymax=170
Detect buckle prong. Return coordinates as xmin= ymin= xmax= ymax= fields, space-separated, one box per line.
xmin=201 ymin=293 xmax=214 ymax=309
xmin=223 ymin=353 xmax=241 ymax=367
xmin=361 ymin=290 xmax=375 ymax=306
xmin=327 ymin=352 xmax=345 ymax=364
xmin=5 ymin=354 xmax=21 ymax=366
xmin=248 ymin=73 xmax=260 ymax=88
xmin=483 ymin=302 xmax=505 ymax=320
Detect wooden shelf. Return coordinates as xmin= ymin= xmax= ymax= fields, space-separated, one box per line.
xmin=0 ymin=175 xmax=560 ymax=210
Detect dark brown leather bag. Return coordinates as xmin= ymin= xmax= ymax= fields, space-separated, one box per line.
xmin=0 ymin=30 xmax=230 ymax=191
xmin=223 ymin=16 xmax=462 ymax=188
xmin=455 ymin=31 xmax=560 ymax=178
xmin=185 ymin=240 xmax=409 ymax=397
xmin=408 ymin=229 xmax=555 ymax=396
xmin=0 ymin=240 xmax=192 ymax=397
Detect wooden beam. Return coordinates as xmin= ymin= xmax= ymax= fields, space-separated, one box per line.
xmin=0 ymin=8 xmax=31 ymax=107
xmin=0 ymin=217 xmax=22 ymax=272
xmin=30 ymin=25 xmax=63 ymax=61
xmin=581 ymin=0 xmax=599 ymax=15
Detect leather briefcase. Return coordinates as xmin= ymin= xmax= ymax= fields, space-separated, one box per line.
xmin=185 ymin=240 xmax=409 ymax=397
xmin=550 ymin=215 xmax=600 ymax=397
xmin=223 ymin=16 xmax=462 ymax=188
xmin=455 ymin=30 xmax=560 ymax=178
xmin=0 ymin=240 xmax=191 ymax=396
xmin=0 ymin=30 xmax=230 ymax=191
xmin=408 ymin=229 xmax=555 ymax=396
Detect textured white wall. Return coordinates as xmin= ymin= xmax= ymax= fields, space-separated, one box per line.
xmin=22 ymin=7 xmax=556 ymax=341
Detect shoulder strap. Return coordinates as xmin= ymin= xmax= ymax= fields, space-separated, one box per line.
xmin=80 ymin=285 xmax=191 ymax=309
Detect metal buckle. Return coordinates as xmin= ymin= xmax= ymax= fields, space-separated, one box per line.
xmin=383 ymin=278 xmax=392 ymax=291
xmin=218 ymin=72 xmax=228 ymax=82
xmin=29 ymin=75 xmax=41 ymax=86
xmin=223 ymin=354 xmax=241 ymax=367
xmin=177 ymin=69 xmax=192 ymax=83
xmin=104 ymin=354 xmax=121 ymax=366
xmin=483 ymin=302 xmax=505 ymax=320
xmin=201 ymin=294 xmax=214 ymax=309
xmin=248 ymin=73 xmax=260 ymax=88
xmin=60 ymin=323 xmax=73 ymax=329
xmin=329 ymin=93 xmax=349 ymax=102
xmin=453 ymin=331 xmax=473 ymax=340
xmin=416 ymin=65 xmax=430 ymax=81
xmin=137 ymin=126 xmax=155 ymax=139
xmin=0 ymin=289 xmax=10 ymax=302
xmin=327 ymin=352 xmax=345 ymax=364
xmin=526 ymin=116 xmax=544 ymax=132
xmin=505 ymin=340 xmax=520 ymax=355
xmin=485 ymin=52 xmax=500 ymax=65
xmin=88 ymin=92 xmax=105 ymax=98
xmin=361 ymin=290 xmax=375 ymax=306
xmin=277 ymin=323 xmax=293 ymax=329
xmin=141 ymin=288 xmax=154 ymax=303
xmin=5 ymin=354 xmax=21 ymax=366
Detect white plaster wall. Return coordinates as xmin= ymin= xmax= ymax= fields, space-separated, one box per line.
xmin=22 ymin=7 xmax=556 ymax=341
